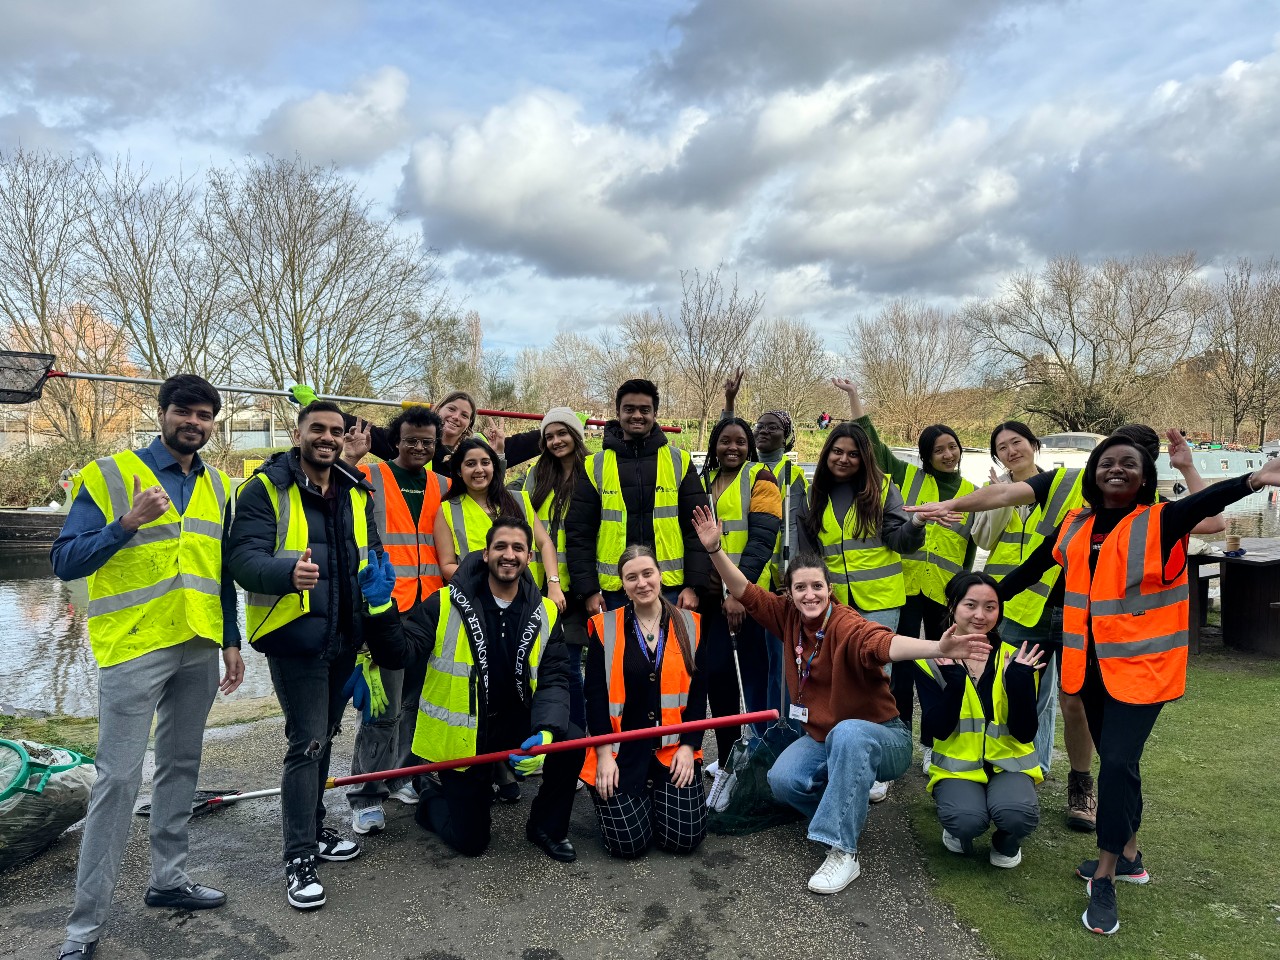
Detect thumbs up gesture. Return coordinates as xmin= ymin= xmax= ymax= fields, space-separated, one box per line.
xmin=120 ymin=475 xmax=171 ymax=531
xmin=292 ymin=547 xmax=320 ymax=591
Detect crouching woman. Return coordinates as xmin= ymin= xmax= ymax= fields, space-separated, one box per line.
xmin=582 ymin=545 xmax=708 ymax=859
xmin=691 ymin=505 xmax=992 ymax=894
xmin=916 ymin=572 xmax=1043 ymax=869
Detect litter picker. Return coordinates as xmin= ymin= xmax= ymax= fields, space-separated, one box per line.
xmin=0 ymin=350 xmax=682 ymax=432
xmin=136 ymin=710 xmax=777 ymax=816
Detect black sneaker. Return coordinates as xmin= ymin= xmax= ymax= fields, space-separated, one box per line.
xmin=315 ymin=827 xmax=361 ymax=862
xmin=1077 ymin=851 xmax=1149 ymax=884
xmin=285 ymin=857 xmax=325 ymax=910
xmin=1083 ymin=877 xmax=1120 ymax=935
xmin=493 ymin=780 xmax=521 ymax=803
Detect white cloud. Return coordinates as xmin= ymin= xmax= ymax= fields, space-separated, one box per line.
xmin=254 ymin=67 xmax=411 ymax=168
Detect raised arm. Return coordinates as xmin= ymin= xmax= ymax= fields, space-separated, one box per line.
xmin=887 ymin=624 xmax=992 ymax=664
xmin=692 ymin=504 xmax=750 ymax=599
xmin=908 ymin=479 xmax=1037 ymax=522
xmin=1165 ymin=428 xmax=1226 ymax=534
xmin=831 ymin=377 xmax=865 ymax=421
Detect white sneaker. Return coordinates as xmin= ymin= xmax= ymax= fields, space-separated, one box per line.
xmin=868 ymin=780 xmax=889 ymax=803
xmin=704 ymin=760 xmax=720 ymax=778
xmin=285 ymin=857 xmax=325 ymax=910
xmin=921 ymin=747 xmax=933 ymax=775
xmin=990 ymin=845 xmax=1023 ymax=869
xmin=942 ymin=829 xmax=964 ymax=854
xmin=389 ymin=784 xmax=419 ymax=806
xmin=808 ymin=848 xmax=860 ymax=894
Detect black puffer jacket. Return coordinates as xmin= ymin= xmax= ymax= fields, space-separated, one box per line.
xmin=363 ymin=552 xmax=572 ymax=747
xmin=564 ymin=422 xmax=710 ymax=597
xmin=228 ymin=450 xmax=381 ymax=659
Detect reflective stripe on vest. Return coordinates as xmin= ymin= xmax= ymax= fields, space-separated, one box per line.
xmin=768 ymin=458 xmax=809 ymax=588
xmin=900 ymin=464 xmax=975 ymax=604
xmin=579 ymin=606 xmax=702 ymax=784
xmin=364 ymin=462 xmax=448 ymax=611
xmin=413 ymin=587 xmax=555 ymax=766
xmin=817 ymin=476 xmax=905 ymax=611
xmin=709 ymin=461 xmax=771 ymax=588
xmin=443 ymin=492 xmax=544 ymax=587
xmin=984 ymin=467 xmax=1085 ymax=628
xmin=587 ymin=446 xmax=691 ymax=591
xmin=917 ymin=643 xmax=1043 ymax=793
xmin=1054 ymin=503 xmax=1189 ymax=704
xmin=78 ymin=451 xmax=229 ymax=668
xmin=524 ymin=459 xmax=571 ymax=591
xmin=241 ymin=473 xmax=369 ymax=644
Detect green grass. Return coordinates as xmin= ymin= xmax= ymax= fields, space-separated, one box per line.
xmin=904 ymin=650 xmax=1280 ymax=958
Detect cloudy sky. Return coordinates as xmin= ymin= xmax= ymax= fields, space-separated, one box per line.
xmin=2 ymin=0 xmax=1277 ymax=352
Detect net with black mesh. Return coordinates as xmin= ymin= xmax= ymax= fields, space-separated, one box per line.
xmin=0 ymin=351 xmax=57 ymax=404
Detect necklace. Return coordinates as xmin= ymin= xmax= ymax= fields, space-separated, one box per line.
xmin=636 ymin=612 xmax=663 ymax=646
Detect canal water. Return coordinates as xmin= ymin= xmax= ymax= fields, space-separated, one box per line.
xmin=1 ymin=489 xmax=1278 ymax=718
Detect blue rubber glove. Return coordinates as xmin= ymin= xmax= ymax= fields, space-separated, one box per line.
xmin=289 ymin=384 xmax=319 ymax=406
xmin=358 ymin=550 xmax=397 ymax=610
xmin=508 ymin=731 xmax=552 ymax=777
xmin=342 ymin=651 xmax=388 ymax=722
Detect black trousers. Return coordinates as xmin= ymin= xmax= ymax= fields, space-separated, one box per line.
xmin=590 ymin=759 xmax=707 ymax=859
xmin=1078 ymin=658 xmax=1164 ymax=855
xmin=893 ymin=593 xmax=950 ymax=741
xmin=415 ymin=740 xmax=585 ymax=856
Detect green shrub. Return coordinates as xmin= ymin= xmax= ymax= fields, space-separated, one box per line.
xmin=0 ymin=441 xmax=115 ymax=508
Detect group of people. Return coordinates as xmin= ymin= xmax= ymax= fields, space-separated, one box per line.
xmin=50 ymin=370 xmax=1280 ymax=958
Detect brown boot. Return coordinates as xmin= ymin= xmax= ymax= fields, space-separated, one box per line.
xmin=1066 ymin=769 xmax=1097 ymax=832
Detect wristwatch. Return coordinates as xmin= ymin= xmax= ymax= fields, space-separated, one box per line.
xmin=547 ymin=576 xmax=561 ymax=583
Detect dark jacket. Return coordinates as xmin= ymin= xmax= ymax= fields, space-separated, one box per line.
xmin=565 ymin=422 xmax=711 ymax=596
xmin=228 ymin=450 xmax=381 ymax=659
xmin=363 ymin=551 xmax=572 ymax=748
xmin=344 ymin=412 xmax=541 ymax=473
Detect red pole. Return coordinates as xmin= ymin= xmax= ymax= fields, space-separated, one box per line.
xmin=328 ymin=710 xmax=778 ymax=789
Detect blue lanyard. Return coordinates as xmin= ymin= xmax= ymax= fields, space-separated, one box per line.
xmin=794 ymin=603 xmax=833 ymax=701
xmin=632 ymin=611 xmax=665 ymax=669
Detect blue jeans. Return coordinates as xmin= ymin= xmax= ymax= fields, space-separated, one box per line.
xmin=1001 ymin=606 xmax=1063 ymax=774
xmin=768 ymin=718 xmax=912 ymax=854
xmin=856 ymin=606 xmax=900 ymax=631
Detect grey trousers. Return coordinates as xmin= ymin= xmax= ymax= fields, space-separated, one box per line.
xmin=66 ymin=638 xmax=219 ymax=943
xmin=934 ymin=771 xmax=1040 ymax=855
xmin=347 ymin=662 xmax=425 ymax=808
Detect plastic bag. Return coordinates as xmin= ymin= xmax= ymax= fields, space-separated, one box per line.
xmin=0 ymin=738 xmax=96 ymax=871
xmin=706 ymin=722 xmax=803 ymax=835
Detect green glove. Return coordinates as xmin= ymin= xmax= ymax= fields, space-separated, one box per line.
xmin=357 ymin=651 xmax=389 ymax=718
xmin=508 ymin=730 xmax=552 ymax=777
xmin=289 ymin=384 xmax=319 ymax=406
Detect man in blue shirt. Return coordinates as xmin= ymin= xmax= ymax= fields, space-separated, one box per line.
xmin=52 ymin=375 xmax=243 ymax=960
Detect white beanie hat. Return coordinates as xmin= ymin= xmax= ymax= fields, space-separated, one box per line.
xmin=540 ymin=407 xmax=586 ymax=446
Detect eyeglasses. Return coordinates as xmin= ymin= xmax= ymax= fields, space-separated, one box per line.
xmin=401 ymin=438 xmax=437 ymax=450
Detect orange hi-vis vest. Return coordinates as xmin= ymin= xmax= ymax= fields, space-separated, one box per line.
xmin=360 ymin=461 xmax=450 ymax=611
xmin=1054 ymin=503 xmax=1189 ymax=704
xmin=580 ymin=607 xmax=702 ymax=784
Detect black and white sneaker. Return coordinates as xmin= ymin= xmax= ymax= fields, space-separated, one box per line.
xmin=1077 ymin=850 xmax=1149 ymax=884
xmin=316 ymin=827 xmax=361 ymax=862
xmin=285 ymin=857 xmax=325 ymax=910
xmin=1083 ymin=876 xmax=1120 ymax=935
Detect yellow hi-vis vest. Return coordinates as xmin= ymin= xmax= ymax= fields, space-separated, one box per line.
xmin=818 ymin=476 xmax=905 ymax=611
xmin=768 ymin=458 xmax=809 ymax=589
xmin=412 ymin=585 xmax=557 ymax=766
xmin=78 ymin=451 xmax=230 ymax=668
xmin=900 ymin=464 xmax=976 ymax=604
xmin=523 ymin=460 xmax=570 ymax=592
xmin=982 ymin=468 xmax=1085 ymax=628
xmin=587 ymin=446 xmax=692 ymax=592
xmin=708 ymin=461 xmax=771 ymax=588
xmin=240 ymin=473 xmax=370 ymax=645
xmin=442 ymin=492 xmax=544 ymax=587
xmin=917 ymin=645 xmax=1043 ymax=794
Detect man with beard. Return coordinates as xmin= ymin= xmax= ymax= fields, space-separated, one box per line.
xmin=566 ymin=378 xmax=709 ymax=615
xmin=363 ymin=517 xmax=583 ymax=862
xmin=340 ymin=407 xmax=450 ymax=833
xmin=227 ymin=401 xmax=381 ymax=910
xmin=52 ymin=375 xmax=243 ymax=960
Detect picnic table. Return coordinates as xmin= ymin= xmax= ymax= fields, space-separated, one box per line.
xmin=1189 ymin=537 xmax=1280 ymax=656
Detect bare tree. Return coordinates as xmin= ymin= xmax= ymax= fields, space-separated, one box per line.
xmin=964 ymin=253 xmax=1207 ymax=433
xmin=661 ymin=266 xmax=764 ymax=446
xmin=202 ymin=156 xmax=451 ymax=400
xmin=748 ymin=316 xmax=838 ymax=423
xmin=593 ymin=311 xmax=675 ymax=415
xmin=847 ymin=300 xmax=970 ymax=442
